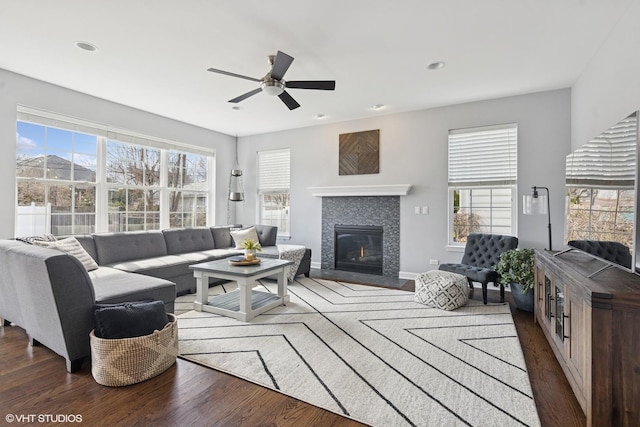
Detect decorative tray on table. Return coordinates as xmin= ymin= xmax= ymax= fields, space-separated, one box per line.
xmin=228 ymin=256 xmax=260 ymax=266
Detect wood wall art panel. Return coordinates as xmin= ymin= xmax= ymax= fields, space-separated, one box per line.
xmin=339 ymin=129 xmax=380 ymax=175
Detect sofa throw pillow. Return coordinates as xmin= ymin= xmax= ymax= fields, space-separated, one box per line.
xmin=33 ymin=236 xmax=99 ymax=272
xmin=93 ymin=300 xmax=168 ymax=339
xmin=230 ymin=226 xmax=260 ymax=249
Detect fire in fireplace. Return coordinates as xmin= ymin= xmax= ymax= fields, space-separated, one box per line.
xmin=334 ymin=225 xmax=383 ymax=275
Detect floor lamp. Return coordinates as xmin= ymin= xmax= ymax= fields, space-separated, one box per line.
xmin=523 ymin=186 xmax=552 ymax=251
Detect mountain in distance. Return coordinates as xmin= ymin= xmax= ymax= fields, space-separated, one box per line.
xmin=17 ymin=154 xmax=96 ymax=181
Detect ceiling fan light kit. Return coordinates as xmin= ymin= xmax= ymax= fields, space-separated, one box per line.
xmin=208 ymin=50 xmax=336 ymax=110
xmin=261 ymin=80 xmax=284 ymax=96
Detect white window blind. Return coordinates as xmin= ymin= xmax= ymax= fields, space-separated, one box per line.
xmin=448 ymin=123 xmax=517 ymax=186
xmin=566 ymin=113 xmax=637 ymax=188
xmin=257 ymin=149 xmax=290 ymax=192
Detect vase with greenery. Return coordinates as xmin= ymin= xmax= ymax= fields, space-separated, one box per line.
xmin=240 ymin=239 xmax=262 ymax=260
xmin=495 ymin=248 xmax=535 ymax=311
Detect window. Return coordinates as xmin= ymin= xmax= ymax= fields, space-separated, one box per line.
xmin=565 ymin=114 xmax=637 ymax=246
xmin=566 ymin=188 xmax=634 ymax=245
xmin=106 ymin=140 xmax=161 ymax=231
xmin=448 ymin=123 xmax=517 ymax=245
xmin=16 ymin=121 xmax=97 ymax=235
xmin=167 ymin=150 xmax=209 ymax=228
xmin=15 ymin=109 xmax=213 ymax=236
xmin=257 ymin=149 xmax=290 ymax=235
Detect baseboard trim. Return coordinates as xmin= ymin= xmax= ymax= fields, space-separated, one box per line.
xmin=399 ymin=271 xmax=417 ymax=280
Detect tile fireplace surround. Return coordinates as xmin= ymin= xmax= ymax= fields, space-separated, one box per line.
xmin=320 ymin=196 xmax=400 ymax=277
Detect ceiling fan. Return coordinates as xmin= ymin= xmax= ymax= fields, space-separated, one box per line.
xmin=207 ymin=51 xmax=335 ymax=110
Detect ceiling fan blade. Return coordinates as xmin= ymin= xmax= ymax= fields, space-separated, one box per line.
xmin=286 ymin=80 xmax=336 ymax=90
xmin=278 ymin=91 xmax=300 ymax=110
xmin=207 ymin=68 xmax=261 ymax=83
xmin=270 ymin=51 xmax=294 ymax=81
xmin=229 ymin=88 xmax=263 ymax=103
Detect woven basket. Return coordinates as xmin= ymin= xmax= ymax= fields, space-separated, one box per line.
xmin=90 ymin=313 xmax=178 ymax=387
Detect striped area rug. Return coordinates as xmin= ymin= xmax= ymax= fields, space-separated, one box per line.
xmin=176 ymin=277 xmax=540 ymax=427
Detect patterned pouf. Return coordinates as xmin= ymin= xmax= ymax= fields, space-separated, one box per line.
xmin=414 ymin=270 xmax=469 ymax=310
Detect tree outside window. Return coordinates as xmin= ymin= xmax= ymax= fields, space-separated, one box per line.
xmin=106 ymin=141 xmax=160 ymax=231
xmin=168 ymin=151 xmax=208 ymax=228
xmin=566 ymin=188 xmax=634 ymax=246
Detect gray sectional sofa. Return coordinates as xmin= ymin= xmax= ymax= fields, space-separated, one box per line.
xmin=0 ymin=225 xmax=311 ymax=373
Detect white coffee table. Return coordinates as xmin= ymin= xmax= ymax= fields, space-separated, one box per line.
xmin=189 ymin=258 xmax=293 ymax=321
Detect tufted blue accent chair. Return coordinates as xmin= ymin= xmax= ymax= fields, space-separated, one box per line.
xmin=439 ymin=233 xmax=519 ymax=304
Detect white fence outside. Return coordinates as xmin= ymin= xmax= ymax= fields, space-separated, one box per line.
xmin=16 ymin=203 xmax=51 ymax=236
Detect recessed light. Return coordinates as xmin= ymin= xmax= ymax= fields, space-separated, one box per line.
xmin=231 ymin=105 xmax=241 ymax=110
xmin=371 ymin=104 xmax=385 ymax=110
xmin=427 ymin=61 xmax=445 ymax=70
xmin=313 ymin=114 xmax=326 ymax=120
xmin=75 ymin=41 xmax=97 ymax=52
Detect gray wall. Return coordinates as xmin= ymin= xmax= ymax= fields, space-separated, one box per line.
xmin=0 ymin=69 xmax=236 ymax=239
xmin=572 ymin=0 xmax=640 ymax=149
xmin=238 ymin=89 xmax=571 ymax=278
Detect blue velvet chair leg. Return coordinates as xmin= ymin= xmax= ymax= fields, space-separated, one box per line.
xmin=481 ymin=282 xmax=488 ymax=304
xmin=481 ymin=282 xmax=505 ymax=304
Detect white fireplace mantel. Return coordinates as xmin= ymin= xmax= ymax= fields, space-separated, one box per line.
xmin=308 ymin=184 xmax=412 ymax=197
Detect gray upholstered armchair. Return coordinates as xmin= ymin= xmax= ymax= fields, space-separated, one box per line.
xmin=439 ymin=233 xmax=519 ymax=304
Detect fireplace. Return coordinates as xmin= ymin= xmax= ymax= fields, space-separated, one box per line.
xmin=334 ymin=225 xmax=383 ymax=275
xmin=321 ymin=196 xmax=399 ymax=277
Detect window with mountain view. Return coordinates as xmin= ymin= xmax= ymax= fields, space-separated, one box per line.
xmin=15 ymin=110 xmax=213 ymax=236
xmin=16 ymin=122 xmax=97 ymax=235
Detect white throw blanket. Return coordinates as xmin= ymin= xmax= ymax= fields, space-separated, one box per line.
xmin=277 ymin=244 xmax=306 ymax=281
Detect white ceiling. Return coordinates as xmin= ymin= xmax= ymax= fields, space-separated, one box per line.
xmin=0 ymin=0 xmax=634 ymax=136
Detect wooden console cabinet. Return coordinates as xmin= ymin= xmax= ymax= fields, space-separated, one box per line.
xmin=534 ymin=249 xmax=640 ymax=427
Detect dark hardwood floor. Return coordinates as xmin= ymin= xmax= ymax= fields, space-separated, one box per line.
xmin=0 ymin=276 xmax=585 ymax=427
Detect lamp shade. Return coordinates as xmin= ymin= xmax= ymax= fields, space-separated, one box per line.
xmin=228 ymin=169 xmax=244 ymax=202
xmin=229 ymin=191 xmax=244 ymax=202
xmin=523 ymin=186 xmax=552 ymax=250
xmin=523 ymin=194 xmax=548 ymax=215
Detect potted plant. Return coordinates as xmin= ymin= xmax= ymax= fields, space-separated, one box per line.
xmin=240 ymin=239 xmax=262 ymax=261
xmin=495 ymin=248 xmax=535 ymax=312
